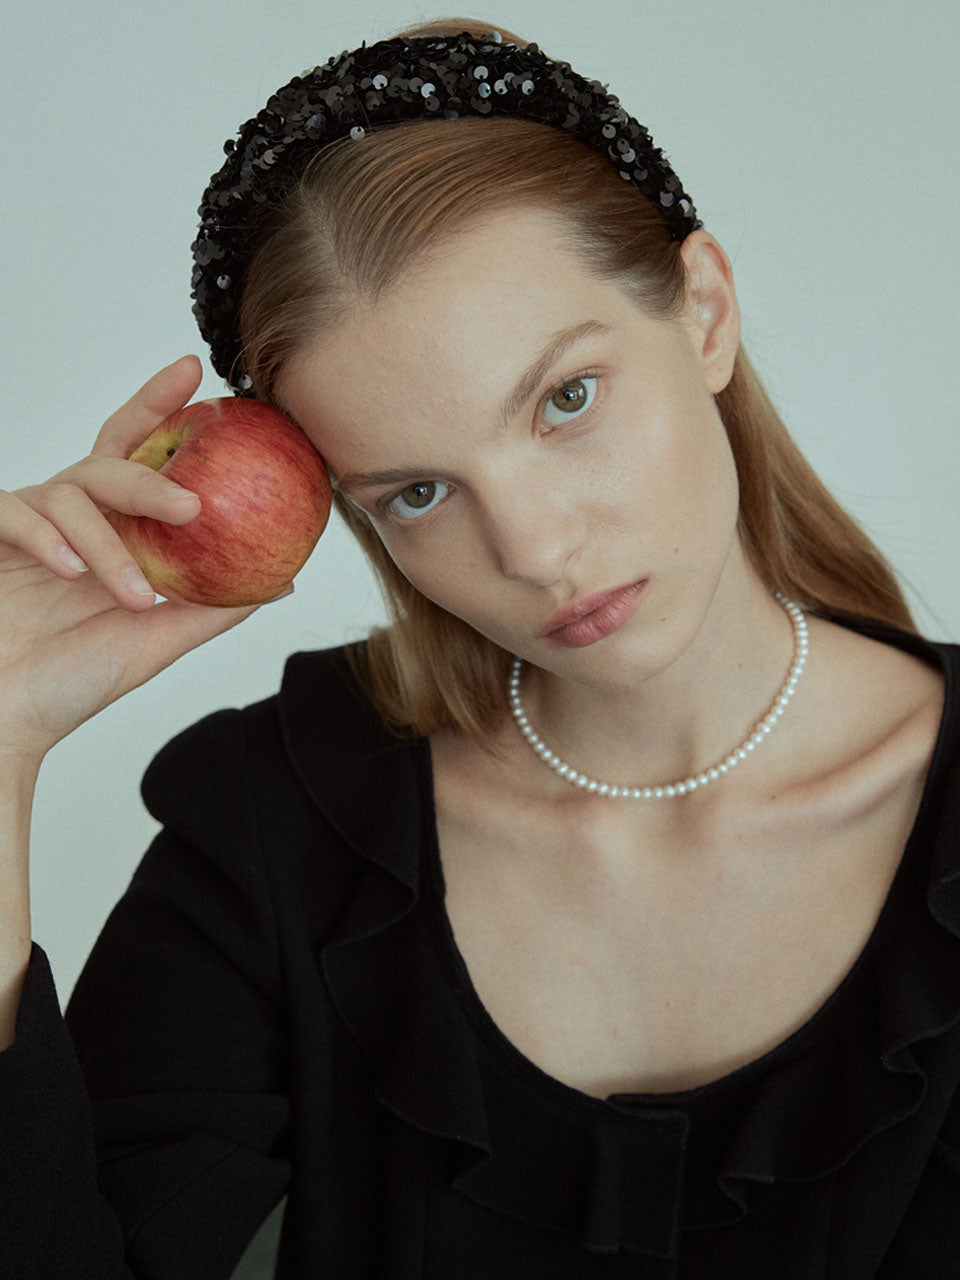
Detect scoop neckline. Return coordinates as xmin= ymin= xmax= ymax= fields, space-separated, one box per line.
xmin=421 ymin=625 xmax=954 ymax=1112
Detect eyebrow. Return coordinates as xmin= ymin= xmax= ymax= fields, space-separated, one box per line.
xmin=337 ymin=318 xmax=613 ymax=492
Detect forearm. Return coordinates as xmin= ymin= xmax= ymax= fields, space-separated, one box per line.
xmin=0 ymin=756 xmax=38 ymax=1050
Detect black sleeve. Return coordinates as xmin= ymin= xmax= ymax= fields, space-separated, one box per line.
xmin=0 ymin=706 xmax=292 ymax=1280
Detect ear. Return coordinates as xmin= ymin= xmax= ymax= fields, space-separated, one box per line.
xmin=679 ymin=230 xmax=740 ymax=394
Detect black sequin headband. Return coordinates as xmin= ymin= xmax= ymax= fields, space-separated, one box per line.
xmin=191 ymin=28 xmax=702 ymax=394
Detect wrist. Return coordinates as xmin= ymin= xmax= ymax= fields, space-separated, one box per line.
xmin=0 ymin=757 xmax=37 ymax=920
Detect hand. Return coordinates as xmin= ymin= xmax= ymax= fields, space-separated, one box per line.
xmin=0 ymin=356 xmax=265 ymax=765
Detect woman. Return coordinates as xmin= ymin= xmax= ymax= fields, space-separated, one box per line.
xmin=1 ymin=17 xmax=957 ymax=1278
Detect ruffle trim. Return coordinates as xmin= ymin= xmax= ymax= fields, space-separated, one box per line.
xmin=282 ymin=629 xmax=960 ymax=1260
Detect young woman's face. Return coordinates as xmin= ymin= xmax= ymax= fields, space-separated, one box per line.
xmin=277 ymin=208 xmax=743 ymax=691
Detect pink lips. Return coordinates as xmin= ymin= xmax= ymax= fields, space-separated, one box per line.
xmin=539 ymin=579 xmax=648 ymax=648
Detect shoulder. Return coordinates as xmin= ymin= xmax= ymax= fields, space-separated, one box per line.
xmin=141 ymin=639 xmax=421 ymax=840
xmin=769 ymin=613 xmax=954 ymax=828
xmin=144 ymin=642 xmax=373 ymax=773
xmin=807 ymin=614 xmax=950 ymax=748
xmin=278 ymin=639 xmax=381 ymax=732
xmin=140 ymin=642 xmax=371 ymax=808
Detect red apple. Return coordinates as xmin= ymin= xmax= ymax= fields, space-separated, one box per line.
xmin=108 ymin=397 xmax=331 ymax=606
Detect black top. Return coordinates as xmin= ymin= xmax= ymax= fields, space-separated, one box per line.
xmin=2 ymin=614 xmax=960 ymax=1278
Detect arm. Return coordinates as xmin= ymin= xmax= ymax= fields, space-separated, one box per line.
xmin=0 ymin=359 xmax=275 ymax=1276
xmin=0 ymin=709 xmax=291 ymax=1279
xmin=0 ymin=759 xmax=36 ymax=1049
xmin=0 ymin=357 xmax=259 ymax=1050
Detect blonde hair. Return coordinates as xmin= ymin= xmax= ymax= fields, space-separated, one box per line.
xmin=238 ymin=15 xmax=915 ymax=739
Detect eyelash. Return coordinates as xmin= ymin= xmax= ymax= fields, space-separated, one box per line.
xmin=377 ymin=368 xmax=603 ymax=523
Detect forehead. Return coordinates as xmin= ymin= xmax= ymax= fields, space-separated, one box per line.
xmin=275 ymin=206 xmax=660 ymax=459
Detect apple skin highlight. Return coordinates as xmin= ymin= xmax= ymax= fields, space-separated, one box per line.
xmin=108 ymin=397 xmax=332 ymax=606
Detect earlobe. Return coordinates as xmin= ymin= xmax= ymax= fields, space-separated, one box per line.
xmin=680 ymin=230 xmax=740 ymax=393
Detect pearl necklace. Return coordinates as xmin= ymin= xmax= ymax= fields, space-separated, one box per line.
xmin=508 ymin=593 xmax=809 ymax=798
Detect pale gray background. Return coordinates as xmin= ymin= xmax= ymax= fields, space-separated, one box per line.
xmin=3 ymin=0 xmax=958 ymax=1008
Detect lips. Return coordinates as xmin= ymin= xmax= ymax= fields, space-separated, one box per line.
xmin=539 ymin=578 xmax=648 ymax=647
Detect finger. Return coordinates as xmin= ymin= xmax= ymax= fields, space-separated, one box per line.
xmin=19 ymin=483 xmax=157 ymax=609
xmin=91 ymin=355 xmax=204 ymax=459
xmin=41 ymin=457 xmax=202 ymax=522
xmin=0 ymin=488 xmax=89 ymax=577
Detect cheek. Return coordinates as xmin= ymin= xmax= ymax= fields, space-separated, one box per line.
xmin=677 ymin=427 xmax=739 ymax=539
xmin=698 ymin=406 xmax=741 ymax=516
xmin=385 ymin=541 xmax=516 ymax=646
xmin=372 ymin=524 xmax=479 ymax=612
xmin=615 ymin=389 xmax=738 ymax=547
xmin=677 ymin=423 xmax=741 ymax=563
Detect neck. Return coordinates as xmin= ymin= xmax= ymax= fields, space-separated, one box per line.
xmin=517 ymin=559 xmax=800 ymax=793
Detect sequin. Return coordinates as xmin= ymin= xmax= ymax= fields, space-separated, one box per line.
xmin=191 ymin=29 xmax=702 ymax=391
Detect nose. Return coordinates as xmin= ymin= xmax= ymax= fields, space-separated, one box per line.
xmin=480 ymin=474 xmax=586 ymax=587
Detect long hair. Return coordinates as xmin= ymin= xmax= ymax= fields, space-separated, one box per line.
xmin=238 ymin=15 xmax=915 ymax=739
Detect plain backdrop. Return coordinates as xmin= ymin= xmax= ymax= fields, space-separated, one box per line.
xmin=3 ymin=0 xmax=958 ymax=1000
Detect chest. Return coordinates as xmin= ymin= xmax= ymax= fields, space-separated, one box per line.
xmin=432 ymin=795 xmax=918 ymax=1099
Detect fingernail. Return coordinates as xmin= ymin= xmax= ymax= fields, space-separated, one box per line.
xmin=264 ymin=583 xmax=295 ymax=604
xmin=123 ymin=566 xmax=155 ymax=597
xmin=165 ymin=485 xmax=200 ymax=502
xmin=59 ymin=546 xmax=88 ymax=573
